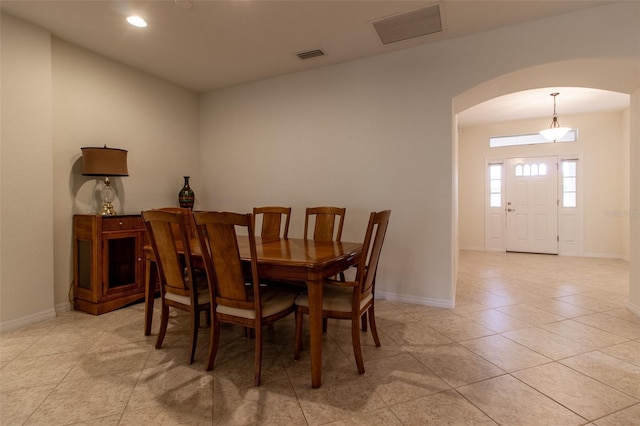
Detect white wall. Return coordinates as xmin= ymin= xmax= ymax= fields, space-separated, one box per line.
xmin=51 ymin=39 xmax=200 ymax=314
xmin=1 ymin=14 xmax=55 ymax=327
xmin=1 ymin=2 xmax=639 ymax=328
xmin=199 ymin=3 xmax=640 ymax=308
xmin=0 ymin=13 xmax=201 ymax=329
xmin=459 ymin=109 xmax=629 ymax=258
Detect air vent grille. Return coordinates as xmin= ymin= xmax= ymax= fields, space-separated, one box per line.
xmin=373 ymin=4 xmax=442 ymax=45
xmin=297 ymin=49 xmax=325 ymax=60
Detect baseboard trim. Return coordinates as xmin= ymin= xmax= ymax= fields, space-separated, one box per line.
xmin=628 ymin=300 xmax=640 ymax=318
xmin=376 ymin=291 xmax=454 ymax=309
xmin=0 ymin=308 xmax=56 ymax=333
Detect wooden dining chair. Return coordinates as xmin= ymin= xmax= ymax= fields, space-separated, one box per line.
xmin=294 ymin=209 xmax=391 ymax=375
xmin=304 ymin=206 xmax=346 ymax=242
xmin=156 ymin=207 xmax=197 ymax=239
xmin=193 ymin=211 xmax=297 ymax=386
xmin=253 ymin=206 xmax=291 ymax=241
xmin=142 ymin=209 xmax=210 ymax=364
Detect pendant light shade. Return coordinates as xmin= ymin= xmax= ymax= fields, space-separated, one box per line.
xmin=540 ymin=92 xmax=571 ymax=142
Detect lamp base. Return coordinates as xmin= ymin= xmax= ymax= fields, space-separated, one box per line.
xmin=101 ymin=202 xmax=116 ymax=216
xmin=100 ymin=176 xmax=117 ymax=215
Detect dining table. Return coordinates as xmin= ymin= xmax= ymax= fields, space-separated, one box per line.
xmin=143 ymin=236 xmax=362 ymax=388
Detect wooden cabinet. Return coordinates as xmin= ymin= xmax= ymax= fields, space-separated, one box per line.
xmin=73 ymin=214 xmax=147 ymax=315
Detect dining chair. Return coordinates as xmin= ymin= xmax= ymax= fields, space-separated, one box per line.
xmin=142 ymin=209 xmax=210 ymax=364
xmin=304 ymin=206 xmax=346 ymax=242
xmin=294 ymin=209 xmax=391 ymax=374
xmin=253 ymin=206 xmax=291 ymax=241
xmin=305 ymin=206 xmax=347 ymax=285
xmin=156 ymin=207 xmax=197 ymax=239
xmin=193 ymin=211 xmax=297 ymax=386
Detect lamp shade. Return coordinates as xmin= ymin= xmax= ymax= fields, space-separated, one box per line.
xmin=81 ymin=147 xmax=129 ymax=176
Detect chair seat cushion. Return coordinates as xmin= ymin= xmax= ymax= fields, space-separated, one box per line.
xmin=165 ymin=275 xmax=210 ymax=306
xmin=295 ymin=284 xmax=373 ymax=313
xmin=216 ymin=288 xmax=297 ymax=320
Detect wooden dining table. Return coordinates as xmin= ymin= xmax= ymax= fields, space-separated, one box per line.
xmin=143 ymin=236 xmax=362 ymax=388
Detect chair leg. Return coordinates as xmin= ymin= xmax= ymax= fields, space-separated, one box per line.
xmin=351 ymin=313 xmax=365 ymax=375
xmin=294 ymin=309 xmax=303 ymax=360
xmin=254 ymin=323 xmax=263 ymax=386
xmin=207 ymin=318 xmax=221 ymax=371
xmin=361 ymin=311 xmax=368 ymax=332
xmin=322 ymin=317 xmax=328 ymax=333
xmin=368 ymin=305 xmax=381 ymax=347
xmin=188 ymin=307 xmax=200 ymax=364
xmin=155 ymin=303 xmax=169 ymax=349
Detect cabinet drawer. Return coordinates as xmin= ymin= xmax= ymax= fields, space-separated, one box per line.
xmin=102 ymin=216 xmax=144 ymax=231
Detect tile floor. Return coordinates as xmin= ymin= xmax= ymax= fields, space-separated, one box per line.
xmin=2 ymin=251 xmax=640 ymax=425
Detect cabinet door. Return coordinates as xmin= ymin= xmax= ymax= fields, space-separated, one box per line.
xmin=102 ymin=231 xmax=142 ymax=295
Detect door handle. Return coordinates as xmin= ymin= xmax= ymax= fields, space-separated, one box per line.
xmin=507 ymin=208 xmax=516 ymax=212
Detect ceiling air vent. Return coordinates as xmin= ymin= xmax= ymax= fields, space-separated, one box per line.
xmin=373 ymin=4 xmax=442 ymax=45
xmin=297 ymin=49 xmax=325 ymax=60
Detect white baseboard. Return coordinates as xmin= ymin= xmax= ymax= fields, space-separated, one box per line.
xmin=459 ymin=245 xmax=485 ymax=251
xmin=55 ymin=302 xmax=73 ymax=315
xmin=583 ymin=252 xmax=624 ymax=259
xmin=0 ymin=308 xmax=56 ymax=333
xmin=376 ymin=291 xmax=454 ymax=309
xmin=628 ymin=300 xmax=640 ymax=318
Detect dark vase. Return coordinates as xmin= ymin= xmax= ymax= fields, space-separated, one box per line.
xmin=178 ymin=176 xmax=195 ymax=209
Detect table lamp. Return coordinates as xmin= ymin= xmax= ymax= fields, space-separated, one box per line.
xmin=81 ymin=146 xmax=129 ymax=216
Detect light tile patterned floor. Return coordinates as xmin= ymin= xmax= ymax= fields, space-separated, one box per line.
xmin=2 ymin=251 xmax=640 ymax=425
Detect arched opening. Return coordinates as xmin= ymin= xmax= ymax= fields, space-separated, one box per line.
xmin=452 ymin=58 xmax=640 ymax=316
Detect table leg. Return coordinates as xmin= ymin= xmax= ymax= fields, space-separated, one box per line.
xmin=144 ymin=258 xmax=157 ymax=336
xmin=307 ymin=279 xmax=323 ymax=388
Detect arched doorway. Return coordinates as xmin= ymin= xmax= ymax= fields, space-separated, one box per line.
xmin=452 ymin=58 xmax=640 ymax=316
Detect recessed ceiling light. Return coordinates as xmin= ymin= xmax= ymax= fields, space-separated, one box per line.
xmin=127 ymin=16 xmax=147 ymax=28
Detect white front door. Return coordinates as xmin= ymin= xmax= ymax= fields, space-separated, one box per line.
xmin=506 ymin=156 xmax=558 ymax=254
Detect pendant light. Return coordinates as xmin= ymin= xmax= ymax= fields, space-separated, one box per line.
xmin=539 ymin=92 xmax=571 ymax=142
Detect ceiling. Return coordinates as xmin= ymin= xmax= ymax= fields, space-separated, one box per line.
xmin=1 ymin=0 xmax=630 ymax=124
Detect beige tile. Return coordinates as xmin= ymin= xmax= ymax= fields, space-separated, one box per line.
xmin=540 ymin=319 xmax=628 ymax=350
xmin=295 ymin=376 xmax=387 ymax=426
xmin=496 ymin=304 xmax=565 ymax=325
xmin=324 ymin=407 xmax=402 ymax=425
xmin=555 ymin=295 xmax=624 ymax=313
xmin=467 ymin=291 xmax=515 ymax=308
xmin=1 ymin=351 xmax=84 ymax=391
xmin=212 ymin=378 xmax=305 ymax=425
xmin=24 ymin=374 xmax=138 ymax=425
xmin=363 ymin=353 xmax=450 ymax=405
xmin=411 ymin=343 xmax=505 ymax=388
xmin=458 ymin=374 xmax=587 ymax=425
xmin=127 ymin=364 xmax=214 ymax=412
xmin=513 ymin=362 xmax=638 ymax=420
xmin=426 ymin=315 xmax=495 ymax=342
xmin=502 ymin=327 xmax=592 ymax=360
xmin=574 ymin=313 xmax=640 ymax=340
xmin=64 ymin=341 xmax=152 ymax=382
xmin=0 ymin=384 xmax=56 ymax=425
xmin=561 ymin=351 xmax=640 ymax=399
xmin=391 ymin=389 xmax=497 ymax=425
xmin=458 ymin=309 xmax=532 ymax=333
xmin=525 ymin=298 xmax=596 ymax=318
xmin=383 ymin=321 xmax=452 ymax=348
xmin=460 ymin=334 xmax=551 ymax=372
xmin=593 ymin=403 xmax=640 ymax=426
xmin=600 ymin=340 xmax=640 ymax=366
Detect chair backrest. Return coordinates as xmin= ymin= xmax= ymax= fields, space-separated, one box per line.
xmin=253 ymin=206 xmax=291 ymax=240
xmin=156 ymin=207 xmax=196 ymax=239
xmin=304 ymin=206 xmax=346 ymax=242
xmin=193 ymin=211 xmax=260 ymax=314
xmin=355 ymin=210 xmax=391 ymax=300
xmin=142 ymin=209 xmax=196 ymax=299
